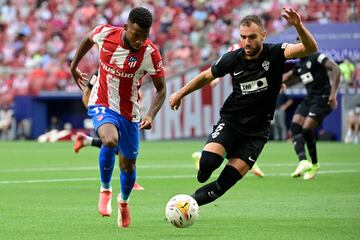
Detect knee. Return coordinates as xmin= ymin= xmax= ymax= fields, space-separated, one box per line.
xmin=197 ymin=151 xmax=224 ymax=183
xmin=199 ymin=151 xmax=224 ymax=172
xmin=101 ymin=136 xmax=118 ymax=148
xmin=119 ymin=158 xmax=136 ymax=173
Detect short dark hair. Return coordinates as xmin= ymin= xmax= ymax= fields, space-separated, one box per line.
xmin=240 ymin=15 xmax=264 ymax=30
xmin=128 ymin=7 xmax=153 ymax=29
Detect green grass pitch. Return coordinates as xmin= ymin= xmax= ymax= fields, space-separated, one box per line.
xmin=0 ymin=140 xmax=359 ymax=240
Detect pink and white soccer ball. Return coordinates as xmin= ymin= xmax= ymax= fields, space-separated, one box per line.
xmin=165 ymin=194 xmax=200 ymax=228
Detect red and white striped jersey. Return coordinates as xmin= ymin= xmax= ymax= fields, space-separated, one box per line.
xmin=88 ymin=24 xmax=165 ymax=122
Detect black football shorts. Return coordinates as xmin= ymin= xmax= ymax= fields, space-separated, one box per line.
xmin=295 ymin=95 xmax=332 ymax=124
xmin=205 ymin=119 xmax=267 ymax=168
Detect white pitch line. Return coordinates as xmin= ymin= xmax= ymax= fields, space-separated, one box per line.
xmin=0 ymin=169 xmax=359 ymax=184
xmin=1 ymin=162 xmax=360 ymax=173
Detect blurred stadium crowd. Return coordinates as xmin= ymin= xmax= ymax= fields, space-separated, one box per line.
xmin=0 ymin=0 xmax=360 ymax=141
xmin=0 ymin=0 xmax=360 ymax=107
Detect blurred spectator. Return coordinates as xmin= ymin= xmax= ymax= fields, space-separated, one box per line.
xmin=0 ymin=103 xmax=15 ymax=140
xmin=344 ymin=104 xmax=360 ymax=144
xmin=271 ymin=88 xmax=293 ymax=141
xmin=17 ymin=118 xmax=31 ymax=140
xmin=339 ymin=59 xmax=355 ymax=88
xmin=0 ymin=0 xmax=359 ymax=106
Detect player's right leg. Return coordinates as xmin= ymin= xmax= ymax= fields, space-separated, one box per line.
xmin=97 ymin=123 xmax=118 ymax=217
xmin=197 ymin=144 xmax=225 ymax=183
xmin=88 ymin=106 xmax=120 ymax=217
xmin=195 ymin=121 xmax=229 ymax=183
xmin=291 ymin=125 xmax=312 ymax=178
xmin=290 ymin=109 xmax=311 ymax=177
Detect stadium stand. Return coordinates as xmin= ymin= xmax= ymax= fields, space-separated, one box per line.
xmin=0 ymin=0 xmax=360 ymax=140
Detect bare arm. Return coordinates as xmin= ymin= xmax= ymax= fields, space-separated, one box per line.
xmin=209 ymin=78 xmax=220 ymax=88
xmin=169 ymin=68 xmax=215 ymax=110
xmin=281 ymin=8 xmax=318 ymax=59
xmin=70 ymin=31 xmax=95 ymax=90
xmin=140 ymin=76 xmax=166 ymax=130
xmin=323 ymin=58 xmax=341 ymax=108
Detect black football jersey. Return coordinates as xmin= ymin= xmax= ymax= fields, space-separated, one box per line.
xmin=211 ymin=43 xmax=287 ymax=136
xmin=293 ymin=52 xmax=330 ymax=96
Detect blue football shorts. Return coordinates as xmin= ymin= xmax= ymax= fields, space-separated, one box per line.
xmin=88 ymin=105 xmax=140 ymax=160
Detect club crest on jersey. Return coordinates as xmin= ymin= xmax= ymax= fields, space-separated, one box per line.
xmin=97 ymin=115 xmax=104 ymax=121
xmin=262 ymin=61 xmax=270 ymax=71
xmin=128 ymin=56 xmax=138 ymax=68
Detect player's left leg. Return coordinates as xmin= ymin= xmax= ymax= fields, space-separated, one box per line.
xmin=117 ymin=155 xmax=135 ymax=228
xmin=116 ymin=117 xmax=140 ymax=227
xmin=302 ymin=117 xmax=319 ymax=165
xmin=302 ymin=120 xmax=319 ymax=180
xmin=302 ymin=104 xmax=331 ymax=180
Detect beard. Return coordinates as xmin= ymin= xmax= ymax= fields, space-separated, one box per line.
xmin=124 ymin=35 xmax=139 ymax=52
xmin=244 ymin=44 xmax=261 ymax=57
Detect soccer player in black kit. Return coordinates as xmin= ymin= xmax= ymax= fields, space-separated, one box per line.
xmin=169 ymin=7 xmax=318 ymax=206
xmin=283 ymin=43 xmax=340 ymax=180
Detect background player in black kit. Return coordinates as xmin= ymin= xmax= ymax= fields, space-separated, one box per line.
xmin=283 ymin=45 xmax=340 ymax=180
xmin=169 ymin=7 xmax=318 ymax=206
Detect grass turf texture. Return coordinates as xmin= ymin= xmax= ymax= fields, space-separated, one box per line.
xmin=0 ymin=141 xmax=359 ymax=240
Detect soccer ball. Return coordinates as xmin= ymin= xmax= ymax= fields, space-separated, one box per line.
xmin=165 ymin=194 xmax=199 ymax=228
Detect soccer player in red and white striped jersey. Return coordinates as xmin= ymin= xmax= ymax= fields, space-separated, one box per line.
xmin=70 ymin=7 xmax=166 ymax=228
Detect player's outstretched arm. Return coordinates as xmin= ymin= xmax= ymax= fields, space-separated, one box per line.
xmin=169 ymin=68 xmax=215 ymax=110
xmin=70 ymin=31 xmax=95 ymax=90
xmin=140 ymin=76 xmax=166 ymax=130
xmin=281 ymin=7 xmax=318 ymax=59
